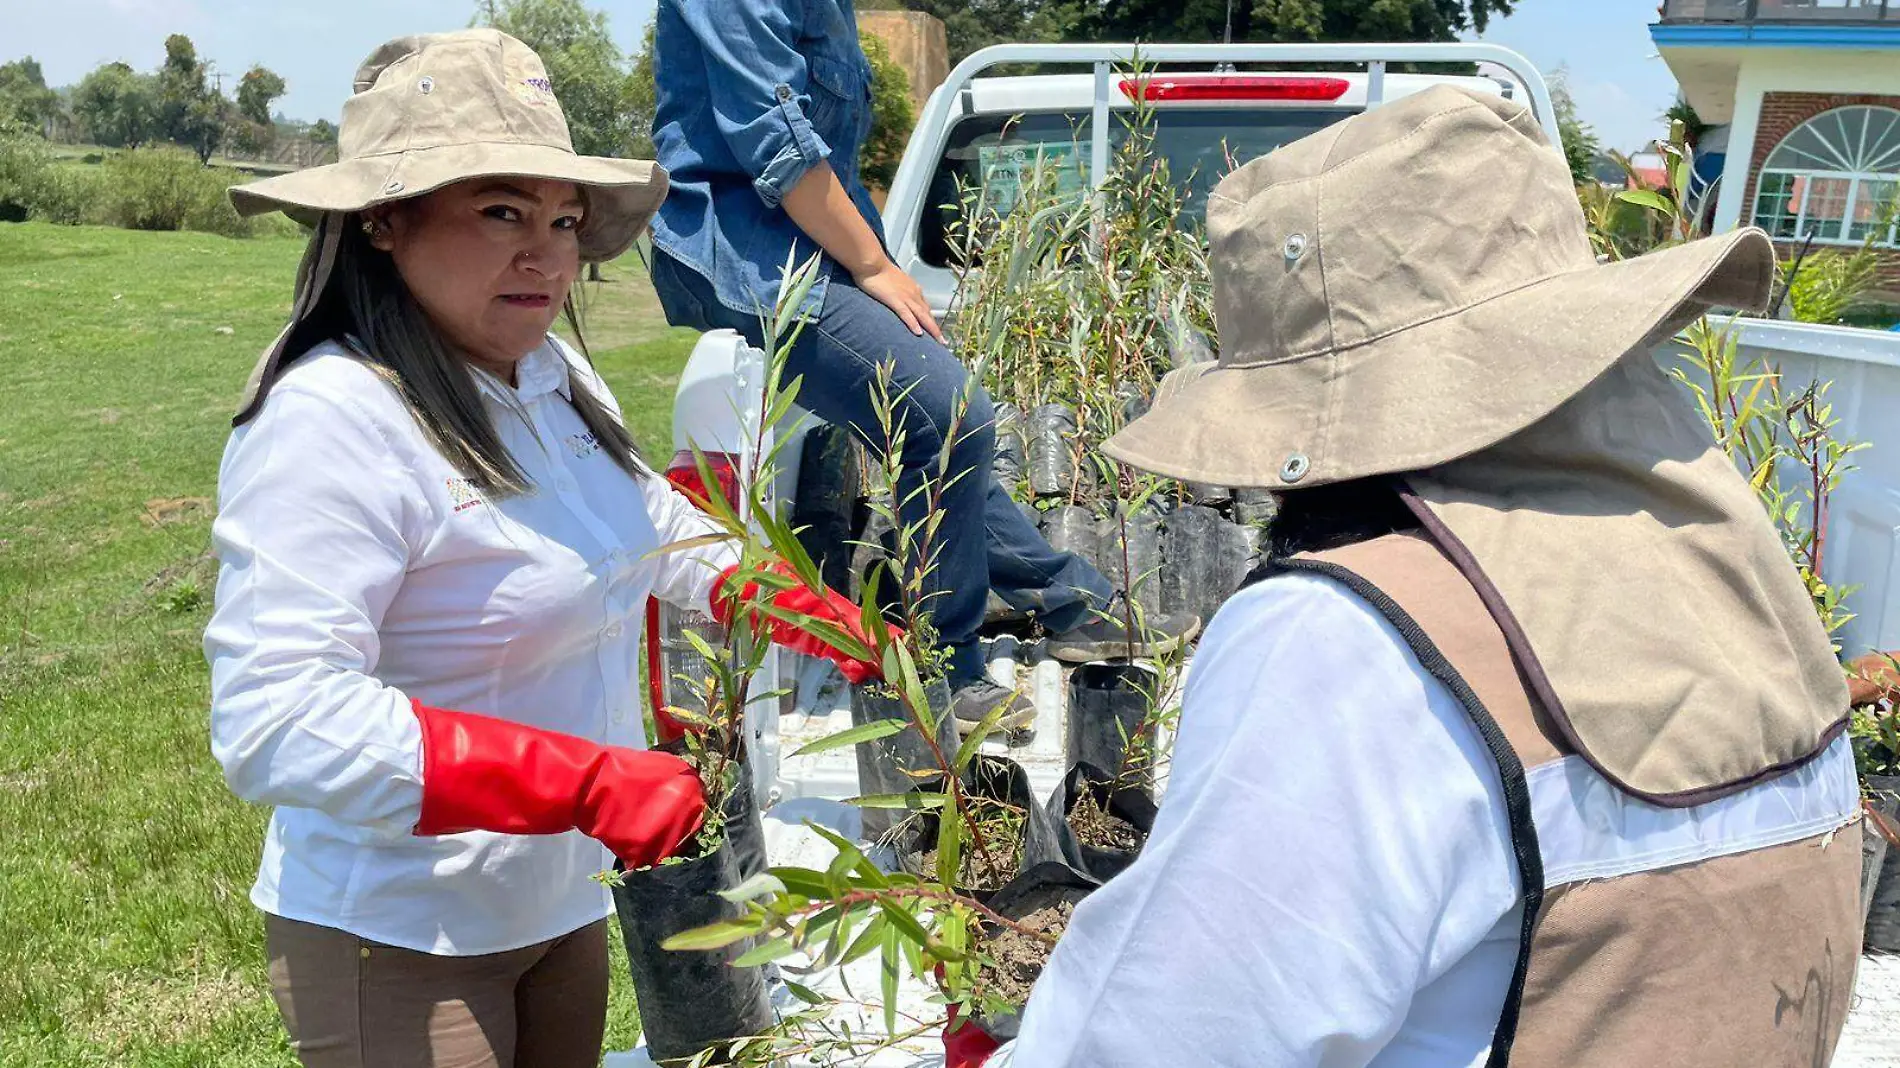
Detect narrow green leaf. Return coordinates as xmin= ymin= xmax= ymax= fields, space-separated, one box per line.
xmin=783 ymin=980 xmax=829 ymax=1006
xmin=717 ymin=873 xmax=788 ymax=904
xmin=752 ymin=602 xmax=875 ymax=663
xmin=767 ymin=867 xmax=834 ymax=899
xmin=936 ymin=800 xmax=963 ymax=888
xmin=1614 ymin=188 xmax=1673 ymax=214
xmin=805 ymin=822 xmax=891 ymax=888
xmin=790 ymin=718 xmax=908 ymax=757
xmin=840 ymin=911 xmax=889 ymax=967
xmin=953 ymin=700 xmax=1008 ymax=770
xmin=880 ymin=927 xmax=902 ymax=1033
xmin=846 ymin=791 xmax=947 ymax=811
xmin=875 ymin=897 xmax=934 ymax=948
xmin=733 ymin=936 xmax=801 ymax=968
xmin=661 ymin=918 xmax=764 ymax=952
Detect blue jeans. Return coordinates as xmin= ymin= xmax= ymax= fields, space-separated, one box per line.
xmin=650 ymin=251 xmax=1113 ymax=684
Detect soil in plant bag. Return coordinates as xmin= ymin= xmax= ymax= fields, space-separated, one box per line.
xmin=613 ymin=777 xmax=774 ymax=1065
xmin=981 ymin=901 xmax=1072 ymax=1005
xmin=1067 ymin=663 xmax=1161 ymax=789
xmin=1027 ymin=403 xmax=1084 ymax=499
xmin=920 ymin=827 xmax=1025 ymax=895
xmin=851 ymin=678 xmax=958 ymax=840
xmin=1047 ymin=761 xmax=1158 ymax=882
xmin=894 ymin=755 xmax=1081 ymax=901
xmin=969 ymin=862 xmax=1099 ymax=1040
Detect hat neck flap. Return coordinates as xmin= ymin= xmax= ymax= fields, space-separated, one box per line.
xmin=235 ymin=213 xmax=345 ymax=426
xmin=1402 ymin=350 xmax=1849 ymax=807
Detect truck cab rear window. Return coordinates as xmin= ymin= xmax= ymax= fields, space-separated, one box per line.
xmin=916 ymin=107 xmax=1349 ymax=269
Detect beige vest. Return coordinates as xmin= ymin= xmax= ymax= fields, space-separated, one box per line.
xmin=1284 ymin=533 xmax=1862 ymax=1068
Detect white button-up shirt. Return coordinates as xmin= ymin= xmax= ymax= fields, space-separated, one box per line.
xmin=992 ymin=573 xmax=1859 ymax=1067
xmin=204 ymin=337 xmax=736 ymax=955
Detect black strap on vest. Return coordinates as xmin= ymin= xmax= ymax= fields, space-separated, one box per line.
xmin=1249 ymin=558 xmax=1545 ymax=1068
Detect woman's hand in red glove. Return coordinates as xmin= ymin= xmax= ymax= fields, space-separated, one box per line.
xmin=1848 ymin=651 xmax=1900 ymax=708
xmin=711 ymin=561 xmax=895 ymax=685
xmin=412 ymin=703 xmax=706 ymax=870
xmin=942 ymin=1003 xmax=1002 ymax=1068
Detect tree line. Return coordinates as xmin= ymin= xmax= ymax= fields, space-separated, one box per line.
xmin=860 ymin=0 xmax=1518 ymax=64
xmin=0 ymin=36 xmax=323 ymax=165
xmin=0 ymin=0 xmax=1524 ymax=173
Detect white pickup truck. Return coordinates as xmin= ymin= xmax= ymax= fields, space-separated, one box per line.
xmin=648 ymin=38 xmax=1566 ymax=825
xmin=619 ymin=40 xmax=1900 ymax=1067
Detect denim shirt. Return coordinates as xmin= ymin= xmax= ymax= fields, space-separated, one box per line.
xmin=649 ymin=0 xmax=887 ymax=320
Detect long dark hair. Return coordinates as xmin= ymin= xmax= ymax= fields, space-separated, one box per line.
xmin=1266 ymin=476 xmax=1421 ymax=560
xmin=290 ymin=217 xmax=646 ymax=497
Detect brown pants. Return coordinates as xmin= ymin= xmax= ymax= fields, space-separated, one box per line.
xmin=264 ymin=914 xmax=609 ymax=1068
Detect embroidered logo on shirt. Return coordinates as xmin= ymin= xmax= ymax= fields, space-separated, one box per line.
xmin=566 ymin=431 xmax=602 ymax=460
xmin=446 ymin=477 xmax=488 ymax=514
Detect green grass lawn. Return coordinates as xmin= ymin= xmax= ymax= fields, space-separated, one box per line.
xmin=0 ymin=221 xmax=697 ymax=1066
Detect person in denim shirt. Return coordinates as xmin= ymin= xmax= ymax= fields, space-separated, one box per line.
xmin=647 ymin=0 xmax=1199 ymax=730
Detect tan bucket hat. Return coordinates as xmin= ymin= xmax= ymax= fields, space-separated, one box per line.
xmin=1102 ymin=85 xmax=1775 ymax=489
xmin=1109 ymin=86 xmax=1846 ymax=807
xmin=229 ymin=29 xmax=666 ymax=425
xmin=230 ymin=29 xmax=665 ymax=263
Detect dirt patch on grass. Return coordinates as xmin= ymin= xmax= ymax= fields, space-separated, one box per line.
xmin=140 ymin=497 xmax=212 ymax=527
xmin=976 ymin=902 xmax=1071 ymax=1007
xmin=77 ymin=968 xmax=257 ymax=1050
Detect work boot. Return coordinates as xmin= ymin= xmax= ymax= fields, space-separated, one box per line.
xmin=950 ymin=679 xmax=1037 ymax=741
xmin=1048 ymin=594 xmax=1202 ymax=664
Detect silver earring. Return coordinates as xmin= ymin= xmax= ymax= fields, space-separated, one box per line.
xmin=361 ymin=218 xmax=380 ymax=239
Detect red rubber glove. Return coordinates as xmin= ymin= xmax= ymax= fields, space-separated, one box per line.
xmin=942 ymin=1003 xmax=1002 ymax=1068
xmin=711 ymin=561 xmax=891 ymax=685
xmin=411 ymin=702 xmax=706 ymax=869
xmin=1848 ymin=651 xmax=1900 ymax=708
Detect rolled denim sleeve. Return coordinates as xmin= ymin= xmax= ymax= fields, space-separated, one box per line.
xmin=671 ymin=0 xmax=832 ymax=207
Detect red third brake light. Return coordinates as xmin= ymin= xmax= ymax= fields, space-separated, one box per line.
xmin=1119 ymin=75 xmax=1351 ymax=103
xmin=664 ymin=450 xmax=741 ymax=514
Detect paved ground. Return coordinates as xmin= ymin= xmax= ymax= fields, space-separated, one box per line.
xmin=1838 ymin=954 xmax=1899 ymax=1067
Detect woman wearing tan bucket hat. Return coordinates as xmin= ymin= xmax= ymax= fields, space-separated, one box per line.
xmin=203 ymin=30 xmax=882 ymax=1067
xmin=952 ymin=86 xmax=1865 ymax=1068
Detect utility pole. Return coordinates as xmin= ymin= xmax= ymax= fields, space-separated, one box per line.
xmin=1215 ymin=0 xmax=1238 ymax=73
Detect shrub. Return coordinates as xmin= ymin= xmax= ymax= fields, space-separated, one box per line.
xmin=34 ymin=163 xmax=107 ymax=225
xmin=1788 ymin=246 xmax=1882 ymax=326
xmin=98 ymin=146 xmax=252 ymax=237
xmin=859 ymin=32 xmax=915 ymax=190
xmin=0 ymin=123 xmax=54 ymax=220
xmin=947 ymin=71 xmax=1215 ymax=505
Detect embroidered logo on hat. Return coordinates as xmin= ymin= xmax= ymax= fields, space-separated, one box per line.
xmin=513 ymin=75 xmax=555 ymax=106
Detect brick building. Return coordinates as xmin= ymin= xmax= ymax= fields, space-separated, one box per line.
xmin=1652 ymin=1 xmax=1900 ymax=296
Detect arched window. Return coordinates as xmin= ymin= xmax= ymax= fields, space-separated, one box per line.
xmin=1752 ymin=105 xmax=1900 ymax=248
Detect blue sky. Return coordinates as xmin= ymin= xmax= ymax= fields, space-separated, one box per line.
xmin=3 ymin=0 xmax=1673 ymax=152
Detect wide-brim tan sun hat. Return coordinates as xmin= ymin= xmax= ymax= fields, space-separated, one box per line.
xmin=229 ymin=29 xmax=666 ymax=264
xmin=230 ymin=29 xmax=668 ymax=425
xmin=1102 ymin=85 xmax=1775 ymax=491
